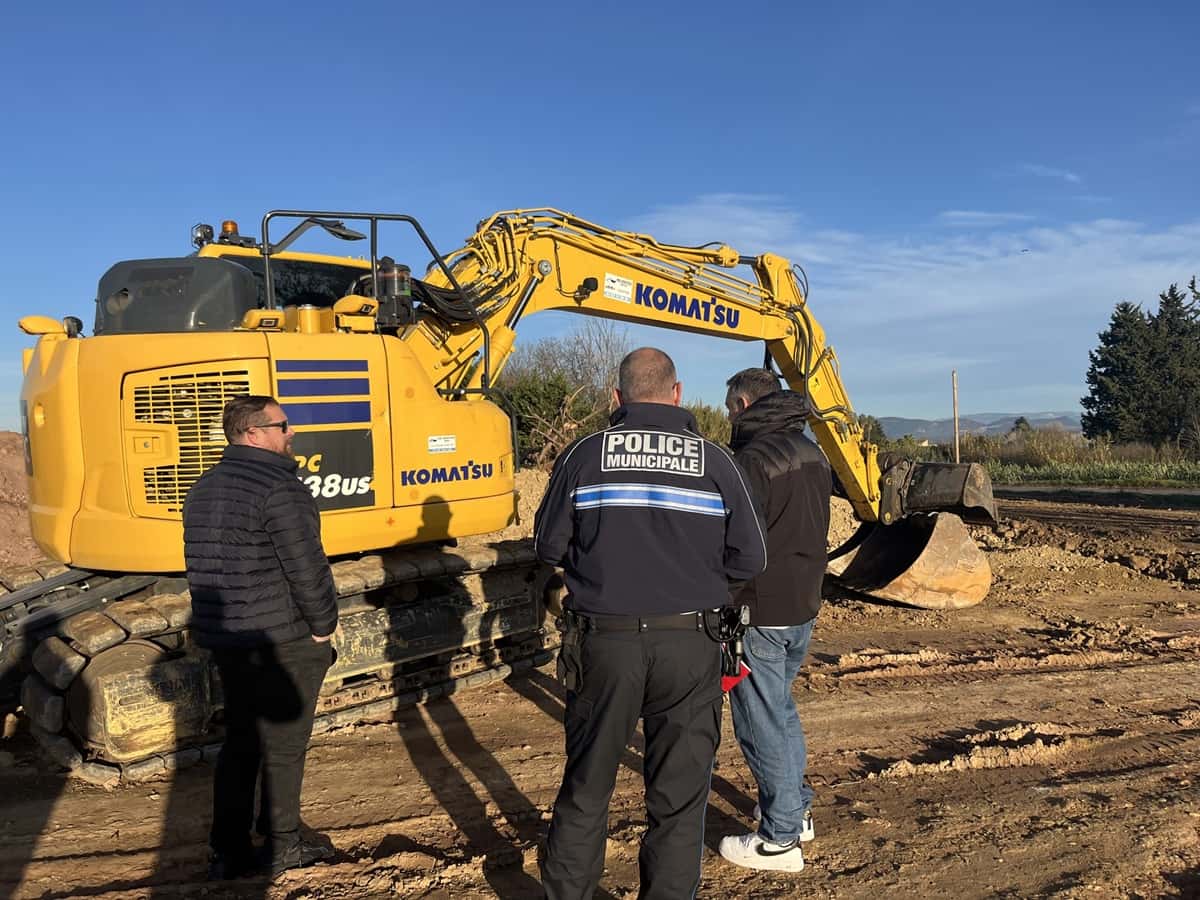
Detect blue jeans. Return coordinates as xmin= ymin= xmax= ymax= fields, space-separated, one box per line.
xmin=729 ymin=621 xmax=815 ymax=844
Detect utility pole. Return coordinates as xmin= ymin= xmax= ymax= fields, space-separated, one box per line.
xmin=952 ymin=369 xmax=960 ymax=464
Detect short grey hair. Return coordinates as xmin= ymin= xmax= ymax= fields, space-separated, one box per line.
xmin=725 ymin=368 xmax=782 ymax=405
xmin=618 ymin=347 xmax=677 ymax=402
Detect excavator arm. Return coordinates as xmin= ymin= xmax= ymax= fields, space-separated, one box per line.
xmin=412 ymin=209 xmax=996 ymax=534
xmin=398 ymin=209 xmax=997 ymax=609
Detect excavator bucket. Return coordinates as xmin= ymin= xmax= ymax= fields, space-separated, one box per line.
xmin=827 ymin=513 xmax=991 ymax=609
xmin=827 ymin=460 xmax=997 ymax=610
xmin=899 ymin=461 xmax=998 ymax=525
xmin=830 ymin=513 xmax=988 ymax=614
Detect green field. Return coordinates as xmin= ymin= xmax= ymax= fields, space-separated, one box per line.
xmin=883 ymin=429 xmax=1200 ymax=488
xmin=986 ymin=460 xmax=1200 ymax=487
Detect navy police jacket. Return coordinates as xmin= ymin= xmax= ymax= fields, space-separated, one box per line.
xmin=533 ymin=403 xmax=767 ymax=617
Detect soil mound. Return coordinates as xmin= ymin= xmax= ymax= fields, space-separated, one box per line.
xmin=0 ymin=432 xmax=37 ymax=570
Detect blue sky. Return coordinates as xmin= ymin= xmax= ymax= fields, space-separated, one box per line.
xmin=2 ymin=1 xmax=1197 ymax=430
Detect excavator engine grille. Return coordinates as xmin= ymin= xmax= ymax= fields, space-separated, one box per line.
xmin=133 ymin=370 xmax=250 ymax=511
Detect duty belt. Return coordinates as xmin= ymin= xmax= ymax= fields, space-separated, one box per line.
xmin=569 ymin=611 xmax=705 ymax=633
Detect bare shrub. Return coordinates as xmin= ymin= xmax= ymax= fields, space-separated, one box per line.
xmin=500 ymin=320 xmax=631 ymax=466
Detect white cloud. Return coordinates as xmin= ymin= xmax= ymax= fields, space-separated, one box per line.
xmin=626 ymin=193 xmax=813 ymax=256
xmin=1020 ymin=163 xmax=1083 ymax=184
xmin=937 ymin=210 xmax=1034 ymax=227
xmin=619 ymin=195 xmax=1200 ymax=418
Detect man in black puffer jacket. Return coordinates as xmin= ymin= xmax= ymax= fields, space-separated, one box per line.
xmin=184 ymin=395 xmax=338 ymax=880
xmin=716 ymin=369 xmax=832 ymax=873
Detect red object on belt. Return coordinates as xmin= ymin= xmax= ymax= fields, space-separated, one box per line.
xmin=722 ymin=661 xmax=751 ymax=692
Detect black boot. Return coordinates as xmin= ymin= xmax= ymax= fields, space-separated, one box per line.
xmin=266 ymin=832 xmax=334 ymax=877
xmin=207 ymin=844 xmax=259 ymax=880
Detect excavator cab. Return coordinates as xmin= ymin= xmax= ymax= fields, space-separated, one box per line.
xmin=94 ymin=257 xmax=260 ymax=334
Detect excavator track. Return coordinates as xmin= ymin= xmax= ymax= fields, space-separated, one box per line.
xmin=0 ymin=540 xmax=556 ymax=787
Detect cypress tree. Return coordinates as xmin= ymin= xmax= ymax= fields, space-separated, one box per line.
xmin=1081 ymin=301 xmax=1151 ymax=441
xmin=1144 ymin=283 xmax=1200 ymax=445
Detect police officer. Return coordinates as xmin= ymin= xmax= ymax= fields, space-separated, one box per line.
xmin=535 ymin=347 xmax=767 ymax=900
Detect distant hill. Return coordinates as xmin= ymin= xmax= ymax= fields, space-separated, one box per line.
xmin=877 ymin=411 xmax=1081 ymax=443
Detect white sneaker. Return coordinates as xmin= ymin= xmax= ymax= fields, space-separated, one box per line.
xmin=718 ymin=832 xmax=805 ymax=872
xmin=752 ymin=804 xmax=815 ymax=842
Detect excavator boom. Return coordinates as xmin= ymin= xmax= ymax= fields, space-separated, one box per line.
xmin=409 ymin=209 xmax=997 ymax=607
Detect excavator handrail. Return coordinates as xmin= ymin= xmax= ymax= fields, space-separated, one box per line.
xmin=259 ymin=209 xmax=497 ymax=390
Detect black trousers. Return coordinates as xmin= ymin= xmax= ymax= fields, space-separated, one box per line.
xmin=210 ymin=636 xmax=332 ymax=855
xmin=541 ymin=627 xmax=723 ymax=900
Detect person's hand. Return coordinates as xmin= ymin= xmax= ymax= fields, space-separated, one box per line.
xmin=312 ymin=624 xmax=342 ymax=643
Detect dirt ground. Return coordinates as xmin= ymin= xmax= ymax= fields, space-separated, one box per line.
xmin=0 ymin=432 xmax=39 ymax=570
xmin=2 ymin=461 xmax=1199 ymax=899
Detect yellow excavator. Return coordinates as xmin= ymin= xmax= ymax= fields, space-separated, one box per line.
xmin=6 ymin=209 xmax=996 ymax=784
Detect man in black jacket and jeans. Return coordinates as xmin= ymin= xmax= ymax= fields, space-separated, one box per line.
xmin=716 ymin=369 xmax=831 ymax=873
xmin=535 ymin=348 xmax=767 ymax=900
xmin=183 ymin=395 xmax=339 ymax=880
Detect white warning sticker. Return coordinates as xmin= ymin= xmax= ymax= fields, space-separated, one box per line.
xmin=427 ymin=434 xmax=457 ymax=454
xmin=603 ymin=273 xmax=633 ymax=304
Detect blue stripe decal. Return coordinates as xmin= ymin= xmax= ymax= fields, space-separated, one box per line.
xmin=282 ymin=401 xmax=372 ymax=426
xmin=275 ymin=359 xmax=369 ymax=373
xmin=575 ymin=489 xmax=725 ymax=510
xmin=277 ymin=378 xmax=370 ymax=397
xmin=574 ymin=484 xmax=725 ymax=507
xmin=574 ymin=497 xmax=727 ymax=517
xmin=572 ymin=484 xmax=727 ymax=517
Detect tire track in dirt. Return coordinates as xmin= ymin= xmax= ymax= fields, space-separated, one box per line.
xmin=803 ymin=629 xmax=1200 ymax=693
xmin=994 ymin=500 xmax=1200 ymax=580
xmin=1000 ymin=499 xmax=1199 ymax=533
xmin=864 ymin=721 xmax=1200 ymax=781
xmin=794 ymin=647 xmax=1200 ymax=788
xmin=810 ymin=706 xmax=1200 ymax=790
